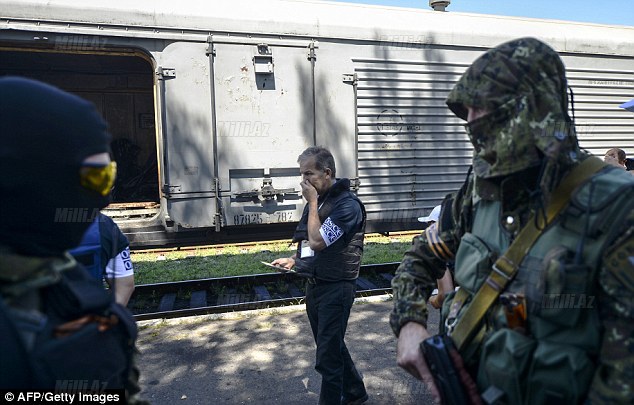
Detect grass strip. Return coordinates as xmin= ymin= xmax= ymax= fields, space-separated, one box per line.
xmin=132 ymin=233 xmax=416 ymax=284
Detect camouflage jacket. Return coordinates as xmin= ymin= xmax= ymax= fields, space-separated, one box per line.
xmin=0 ymin=248 xmax=147 ymax=404
xmin=389 ymin=164 xmax=634 ymax=403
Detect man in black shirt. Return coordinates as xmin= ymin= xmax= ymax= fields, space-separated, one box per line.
xmin=272 ymin=146 xmax=368 ymax=405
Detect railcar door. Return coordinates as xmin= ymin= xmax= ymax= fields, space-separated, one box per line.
xmin=0 ymin=36 xmax=160 ymax=221
xmin=157 ymin=41 xmax=218 ymax=229
xmin=211 ymin=38 xmax=315 ymax=229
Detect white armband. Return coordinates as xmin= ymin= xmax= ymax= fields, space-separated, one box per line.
xmin=319 ymin=217 xmax=344 ymax=247
xmin=105 ymin=246 xmax=134 ymax=278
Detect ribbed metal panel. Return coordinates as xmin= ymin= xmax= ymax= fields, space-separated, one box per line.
xmin=354 ymin=58 xmax=472 ymax=221
xmin=355 ymin=57 xmax=634 ymax=223
xmin=566 ymin=66 xmax=634 ymax=155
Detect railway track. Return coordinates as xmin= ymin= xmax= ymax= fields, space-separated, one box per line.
xmin=130 ymin=231 xmax=419 ymax=255
xmin=128 ymin=262 xmax=398 ymax=321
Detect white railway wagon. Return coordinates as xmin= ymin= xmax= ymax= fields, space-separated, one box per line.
xmin=1 ymin=0 xmax=632 ymax=247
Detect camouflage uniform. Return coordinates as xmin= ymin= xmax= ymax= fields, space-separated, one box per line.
xmin=390 ymin=38 xmax=634 ymax=403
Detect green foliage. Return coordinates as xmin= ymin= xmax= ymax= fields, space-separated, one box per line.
xmin=132 ymin=234 xmax=414 ymax=285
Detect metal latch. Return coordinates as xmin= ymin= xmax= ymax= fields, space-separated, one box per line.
xmin=307 ymin=41 xmax=317 ymax=62
xmin=253 ymin=45 xmax=274 ymax=74
xmin=253 ymin=55 xmax=274 ymax=74
xmin=233 ymin=178 xmax=298 ymax=203
xmin=342 ymin=73 xmax=357 ymax=84
xmin=157 ymin=67 xmax=176 ymax=80
xmin=162 ymin=184 xmax=181 ymax=194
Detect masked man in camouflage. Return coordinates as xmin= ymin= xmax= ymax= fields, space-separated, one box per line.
xmin=0 ymin=77 xmax=146 ymax=403
xmin=390 ymin=37 xmax=633 ymax=403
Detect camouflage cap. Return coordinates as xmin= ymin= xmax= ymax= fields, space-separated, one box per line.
xmin=446 ymin=37 xmax=581 ymax=179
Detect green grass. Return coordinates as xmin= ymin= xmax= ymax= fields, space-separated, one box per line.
xmin=131 ymin=233 xmax=416 ymax=284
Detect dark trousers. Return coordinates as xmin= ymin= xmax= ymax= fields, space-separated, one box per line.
xmin=305 ymin=280 xmax=366 ymax=405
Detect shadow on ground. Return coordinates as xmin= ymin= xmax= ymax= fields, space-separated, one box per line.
xmin=137 ymin=299 xmax=439 ymax=404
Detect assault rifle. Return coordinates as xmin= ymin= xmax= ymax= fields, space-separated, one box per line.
xmin=420 ymin=334 xmax=469 ymax=404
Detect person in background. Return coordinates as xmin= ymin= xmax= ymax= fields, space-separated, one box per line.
xmin=70 ymin=212 xmax=135 ymax=306
xmin=272 ymin=146 xmax=368 ymax=405
xmin=604 ymin=147 xmax=627 ymax=169
xmin=417 ymin=205 xmax=454 ymax=309
xmin=617 ymin=100 xmax=634 ymax=171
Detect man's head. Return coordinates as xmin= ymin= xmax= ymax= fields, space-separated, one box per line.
xmin=0 ymin=77 xmax=114 ymax=256
xmin=604 ymin=148 xmax=627 ymax=168
xmin=298 ymin=146 xmax=336 ymax=196
xmin=446 ymin=37 xmax=581 ymax=180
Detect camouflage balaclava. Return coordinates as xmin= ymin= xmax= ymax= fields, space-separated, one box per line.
xmin=446 ymin=37 xmax=582 ymax=184
xmin=0 ymin=77 xmax=112 ymax=257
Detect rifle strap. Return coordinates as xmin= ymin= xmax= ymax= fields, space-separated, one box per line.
xmin=449 ymin=156 xmax=607 ymax=351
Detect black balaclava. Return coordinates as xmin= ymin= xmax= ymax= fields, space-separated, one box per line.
xmin=0 ymin=77 xmax=112 ymax=257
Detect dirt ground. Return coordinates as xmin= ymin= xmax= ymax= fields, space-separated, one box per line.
xmin=136 ymin=297 xmax=440 ymax=404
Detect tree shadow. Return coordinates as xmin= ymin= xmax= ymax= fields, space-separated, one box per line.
xmin=352 ymin=30 xmax=472 ymax=232
xmin=136 ymin=300 xmax=438 ymax=404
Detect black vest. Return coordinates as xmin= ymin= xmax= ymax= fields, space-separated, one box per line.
xmin=292 ymin=179 xmax=366 ymax=281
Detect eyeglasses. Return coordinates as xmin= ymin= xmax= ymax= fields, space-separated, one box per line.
xmin=80 ymin=161 xmax=117 ymax=196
